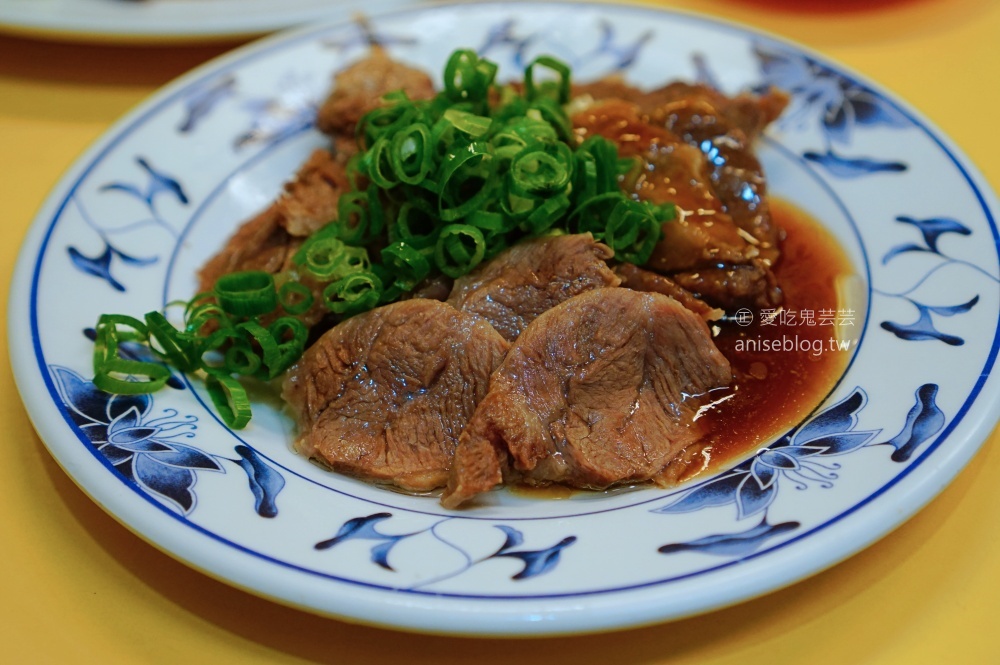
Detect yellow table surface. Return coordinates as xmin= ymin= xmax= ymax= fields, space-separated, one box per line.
xmin=2 ymin=0 xmax=998 ymax=662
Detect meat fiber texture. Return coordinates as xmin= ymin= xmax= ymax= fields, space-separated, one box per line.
xmin=198 ymin=148 xmax=347 ymax=291
xmin=447 ymin=233 xmax=621 ymax=342
xmin=316 ymin=48 xmax=436 ymax=144
xmin=441 ymin=287 xmax=733 ymax=508
xmin=282 ymin=299 xmax=509 ymax=492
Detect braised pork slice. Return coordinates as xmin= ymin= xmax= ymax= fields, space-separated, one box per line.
xmin=198 ymin=148 xmax=346 ymax=293
xmin=196 ymin=205 xmax=300 ymax=295
xmin=571 ymin=86 xmax=786 ymax=310
xmin=651 ymin=82 xmax=786 ymax=262
xmin=614 ymin=263 xmax=723 ymax=322
xmin=316 ymin=48 xmax=436 ymax=142
xmin=574 ymin=78 xmax=786 ymax=144
xmin=441 ymin=288 xmax=732 ymax=508
xmin=283 ymin=299 xmax=508 ymax=492
xmin=446 ymin=233 xmax=621 ymax=342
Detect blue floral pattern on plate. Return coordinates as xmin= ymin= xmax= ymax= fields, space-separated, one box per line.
xmin=11 ymin=2 xmax=1000 ymax=636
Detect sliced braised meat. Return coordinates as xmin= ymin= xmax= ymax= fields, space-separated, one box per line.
xmin=646 ymin=82 xmax=788 ymax=148
xmin=614 ymin=263 xmax=722 ymax=321
xmin=670 ymin=260 xmax=782 ymax=310
xmin=278 ymin=148 xmax=350 ymax=237
xmin=648 ymin=82 xmax=786 ymax=261
xmin=571 ymin=91 xmax=785 ymax=311
xmin=646 ymin=211 xmax=753 ymax=274
xmin=197 ymin=149 xmax=349 ymax=329
xmin=572 ymin=99 xmax=723 ymax=218
xmin=404 ymin=273 xmax=454 ymax=302
xmin=575 ymin=79 xmax=787 ymax=150
xmin=198 ymin=148 xmax=346 ymax=292
xmin=316 ymin=48 xmax=436 ymax=141
xmin=197 ymin=206 xmax=300 ymax=295
xmin=441 ymin=288 xmax=732 ymax=508
xmin=446 ymin=233 xmax=621 ymax=342
xmin=283 ymin=299 xmax=508 ymax=492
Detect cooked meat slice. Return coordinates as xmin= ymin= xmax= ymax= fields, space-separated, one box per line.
xmin=572 ymin=99 xmax=723 ymax=216
xmin=647 ymin=82 xmax=788 ymax=147
xmin=572 ymin=77 xmax=645 ymax=107
xmin=316 ymin=48 xmax=436 ymax=139
xmin=198 ymin=148 xmax=345 ymax=292
xmin=571 ymin=92 xmax=785 ymax=310
xmin=196 ymin=148 xmax=349 ymax=329
xmin=575 ymin=78 xmax=787 ymax=143
xmin=283 ymin=299 xmax=508 ymax=492
xmin=645 ymin=211 xmax=755 ymax=274
xmin=590 ymin=108 xmax=759 ymax=277
xmin=404 ymin=273 xmax=454 ymax=302
xmin=649 ymin=82 xmax=786 ymax=260
xmin=197 ymin=207 xmax=301 ymax=294
xmin=278 ymin=148 xmax=350 ymax=237
xmin=670 ymin=260 xmax=782 ymax=310
xmin=614 ymin=263 xmax=723 ymax=321
xmin=442 ymin=288 xmax=732 ymax=508
xmin=446 ymin=233 xmax=621 ymax=342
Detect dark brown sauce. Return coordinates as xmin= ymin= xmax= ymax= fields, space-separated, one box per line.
xmin=688 ymin=198 xmax=855 ymax=478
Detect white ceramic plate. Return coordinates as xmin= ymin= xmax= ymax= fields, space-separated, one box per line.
xmin=0 ymin=0 xmax=412 ymax=42
xmin=9 ymin=1 xmax=1000 ymax=636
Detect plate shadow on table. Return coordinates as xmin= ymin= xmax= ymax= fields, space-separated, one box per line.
xmin=36 ymin=428 xmax=993 ymax=664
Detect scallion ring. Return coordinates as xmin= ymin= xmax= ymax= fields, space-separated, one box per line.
xmin=277 ymin=281 xmax=314 ymax=316
xmin=204 ymin=370 xmax=252 ymax=430
xmin=434 ymin=224 xmax=485 ymax=278
xmin=381 ymin=241 xmax=431 ymax=290
xmin=213 ymin=271 xmax=278 ymax=318
xmin=322 ymin=271 xmax=383 ymax=315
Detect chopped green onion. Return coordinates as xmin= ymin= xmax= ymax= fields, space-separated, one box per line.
xmin=204 ymin=370 xmax=252 ymax=429
xmin=381 ymin=241 xmax=431 ymax=290
xmin=524 ymin=193 xmax=571 ymax=235
xmin=92 ymin=314 xmax=170 ymax=395
xmin=145 ymin=311 xmax=200 ymax=373
xmin=223 ymin=336 xmax=262 ymax=376
xmin=93 ymin=314 xmax=170 ymax=395
xmin=322 ymin=271 xmax=383 ymax=315
xmin=392 ymin=202 xmax=440 ymax=249
xmin=524 ymin=55 xmax=572 ymax=104
xmin=213 ymin=271 xmax=277 ymax=317
xmin=466 ymin=209 xmax=515 ymax=234
xmin=390 ymin=123 xmax=433 ymax=185
xmin=269 ymin=316 xmax=309 ymax=373
xmin=183 ymin=293 xmax=230 ymax=334
xmin=437 ymin=142 xmax=495 ymax=222
xmin=568 ymin=191 xmax=625 ymax=237
xmin=443 ymin=49 xmax=495 ymax=104
xmin=510 ymin=142 xmax=574 ymax=195
xmin=434 ymin=224 xmax=485 ymax=278
xmin=236 ymin=321 xmax=284 ymax=379
xmin=303 ymin=237 xmax=347 ymax=279
xmin=443 ymin=108 xmax=493 ymax=138
xmin=336 ymin=190 xmax=372 ymax=245
xmin=278 ymin=281 xmax=314 ymax=316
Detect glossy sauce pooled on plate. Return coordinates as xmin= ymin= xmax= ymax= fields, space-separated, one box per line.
xmin=673 ymin=200 xmax=854 ymax=482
